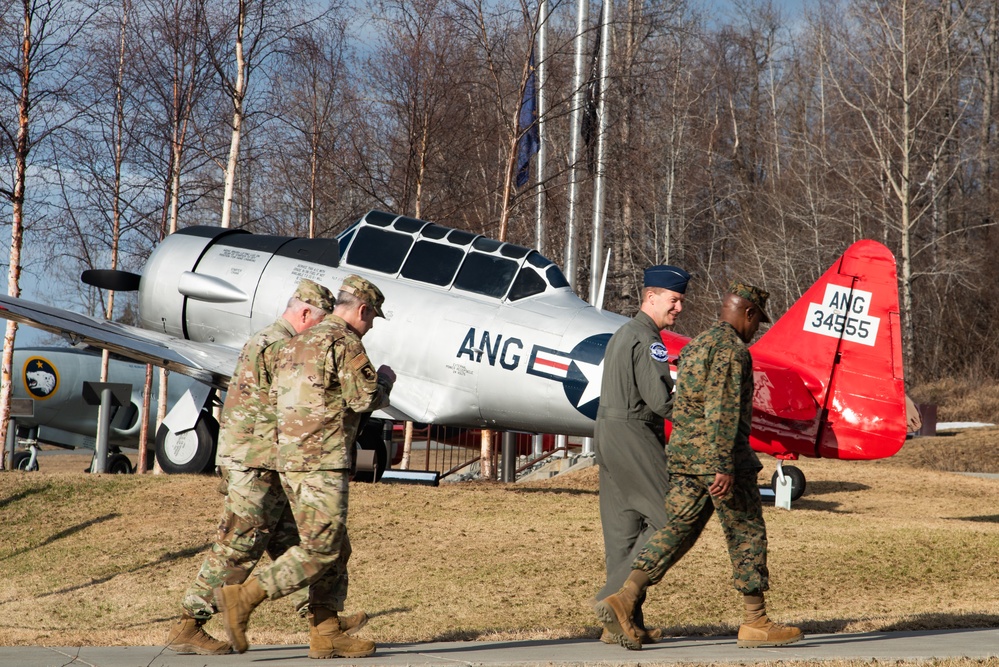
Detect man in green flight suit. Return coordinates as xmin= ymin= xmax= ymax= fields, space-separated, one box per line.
xmin=214 ymin=274 xmax=395 ymax=660
xmin=593 ymin=264 xmax=689 ymax=645
xmin=166 ymin=278 xmax=367 ymax=655
xmin=595 ymin=282 xmax=803 ymax=651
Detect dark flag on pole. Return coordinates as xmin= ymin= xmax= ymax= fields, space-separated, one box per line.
xmin=581 ymin=29 xmax=601 ymax=174
xmin=515 ymin=52 xmax=540 ymax=188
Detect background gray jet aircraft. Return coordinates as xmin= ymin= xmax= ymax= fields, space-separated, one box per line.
xmin=4 ymin=345 xmax=204 ymax=473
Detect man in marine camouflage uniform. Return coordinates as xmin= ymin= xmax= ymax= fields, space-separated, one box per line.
xmin=593 ymin=264 xmax=689 ymax=645
xmin=594 ymin=282 xmax=803 ymax=651
xmin=214 ymin=274 xmax=395 ymax=659
xmin=165 ymin=279 xmax=365 ymax=655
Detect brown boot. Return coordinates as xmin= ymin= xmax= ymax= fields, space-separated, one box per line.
xmin=308 ymin=606 xmax=376 ymax=659
xmin=603 ymin=625 xmax=661 ymax=645
xmin=164 ymin=613 xmax=232 ymax=655
xmin=737 ymin=593 xmax=803 ymax=648
xmin=339 ymin=610 xmax=369 ymax=635
xmin=633 ymin=596 xmax=661 ymax=645
xmin=213 ymin=576 xmax=268 ymax=654
xmin=593 ymin=570 xmax=650 ymax=650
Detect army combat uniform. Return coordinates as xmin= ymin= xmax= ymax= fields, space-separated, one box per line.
xmin=594 ymin=310 xmax=674 ymax=600
xmin=181 ymin=317 xmax=319 ymax=619
xmin=632 ymin=320 xmax=769 ymax=594
xmin=252 ymin=312 xmax=391 ymax=604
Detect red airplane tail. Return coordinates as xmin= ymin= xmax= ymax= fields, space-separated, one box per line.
xmin=749 ymin=240 xmax=906 ymax=461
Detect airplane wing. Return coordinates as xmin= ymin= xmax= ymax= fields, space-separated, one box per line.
xmin=0 ymin=295 xmax=237 ymax=390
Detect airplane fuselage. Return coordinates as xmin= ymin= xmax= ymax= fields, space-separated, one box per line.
xmin=138 ymin=212 xmax=630 ymax=437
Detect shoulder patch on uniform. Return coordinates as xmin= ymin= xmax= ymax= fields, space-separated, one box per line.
xmin=347 ymin=352 xmax=371 ymax=372
xmin=649 ymin=342 xmax=668 ymax=362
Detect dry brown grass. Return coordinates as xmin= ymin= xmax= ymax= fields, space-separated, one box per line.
xmin=910 ymin=378 xmax=999 ymax=423
xmin=1 ymin=432 xmax=998 ymax=654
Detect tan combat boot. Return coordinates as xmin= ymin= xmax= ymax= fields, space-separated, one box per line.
xmin=338 ymin=610 xmax=369 ymax=635
xmin=737 ymin=593 xmax=803 ymax=648
xmin=633 ymin=596 xmax=662 ymax=644
xmin=593 ymin=570 xmax=651 ymax=650
xmin=164 ymin=613 xmax=232 ymax=655
xmin=213 ymin=576 xmax=268 ymax=654
xmin=308 ymin=606 xmax=376 ymax=659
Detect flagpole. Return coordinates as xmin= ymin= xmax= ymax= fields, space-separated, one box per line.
xmin=564 ymin=0 xmax=589 ymax=292
xmin=533 ymin=0 xmax=549 ymax=460
xmin=589 ymin=0 xmax=611 ymax=306
xmin=534 ymin=0 xmax=547 ymax=255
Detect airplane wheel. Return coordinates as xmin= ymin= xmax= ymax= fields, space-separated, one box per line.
xmin=771 ymin=466 xmax=806 ymax=501
xmin=353 ymin=419 xmax=387 ymax=483
xmin=155 ymin=413 xmax=219 ymax=475
xmin=107 ymin=453 xmax=133 ymax=474
xmin=12 ymin=451 xmax=38 ymax=471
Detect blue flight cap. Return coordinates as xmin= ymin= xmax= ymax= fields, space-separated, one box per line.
xmin=644 ymin=265 xmax=690 ymax=294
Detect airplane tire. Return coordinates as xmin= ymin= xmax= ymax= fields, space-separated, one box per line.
xmin=353 ymin=419 xmax=387 ymax=483
xmin=107 ymin=453 xmax=133 ymax=474
xmin=12 ymin=451 xmax=38 ymax=471
xmin=771 ymin=466 xmax=806 ymax=501
xmin=155 ymin=414 xmax=219 ymax=475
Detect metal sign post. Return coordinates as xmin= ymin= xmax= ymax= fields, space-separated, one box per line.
xmin=82 ymin=382 xmax=132 ymax=474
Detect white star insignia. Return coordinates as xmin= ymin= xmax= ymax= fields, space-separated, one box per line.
xmin=573 ymin=358 xmax=604 ymax=407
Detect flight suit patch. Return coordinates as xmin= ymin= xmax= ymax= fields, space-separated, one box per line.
xmin=649 ymin=342 xmax=668 ymax=362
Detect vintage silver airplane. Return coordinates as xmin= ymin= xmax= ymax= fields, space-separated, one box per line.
xmin=0 ymin=210 xmax=908 ymax=492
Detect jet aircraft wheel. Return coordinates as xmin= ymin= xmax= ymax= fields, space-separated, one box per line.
xmin=154 ymin=413 xmax=219 ymax=475
xmin=11 ymin=451 xmax=38 ymax=471
xmin=107 ymin=453 xmax=133 ymax=474
xmin=771 ymin=466 xmax=806 ymax=501
xmin=353 ymin=419 xmax=388 ymax=483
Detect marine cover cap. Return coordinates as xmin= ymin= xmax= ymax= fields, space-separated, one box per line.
xmin=340 ymin=274 xmax=386 ymax=318
xmin=293 ymin=279 xmax=335 ymax=312
xmin=644 ymin=265 xmax=691 ymax=294
xmin=728 ymin=281 xmax=771 ymax=323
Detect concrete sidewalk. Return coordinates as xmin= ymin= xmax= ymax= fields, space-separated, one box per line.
xmin=3 ymin=627 xmax=998 ymax=666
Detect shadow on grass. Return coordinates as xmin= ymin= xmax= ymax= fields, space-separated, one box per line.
xmin=503 ymin=486 xmax=597 ymax=497
xmin=21 ymin=543 xmax=208 ymax=601
xmin=802 ymin=481 xmax=871 ymax=495
xmin=947 ymin=514 xmax=999 ymax=523
xmin=0 ymin=512 xmax=120 ymax=562
xmin=0 ymin=484 xmax=51 ymax=509
xmin=367 ymin=606 xmax=412 ymax=621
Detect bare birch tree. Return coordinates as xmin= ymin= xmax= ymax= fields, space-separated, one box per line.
xmin=0 ymin=0 xmax=92 ymax=467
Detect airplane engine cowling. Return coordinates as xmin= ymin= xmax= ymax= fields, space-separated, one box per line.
xmin=139 ymin=226 xmax=340 ymax=348
xmin=139 ymin=226 xmax=243 ymax=339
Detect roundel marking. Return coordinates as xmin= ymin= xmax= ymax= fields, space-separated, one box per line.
xmin=23 ymin=356 xmax=59 ymax=399
xmin=562 ymin=333 xmax=612 ymax=420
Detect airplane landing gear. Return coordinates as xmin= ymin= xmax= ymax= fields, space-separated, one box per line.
xmin=771 ymin=464 xmax=806 ymax=501
xmin=154 ymin=413 xmax=219 ymax=474
xmin=353 ymin=419 xmax=388 ymax=483
xmin=107 ymin=453 xmax=134 ymax=474
xmin=12 ymin=449 xmax=38 ymax=471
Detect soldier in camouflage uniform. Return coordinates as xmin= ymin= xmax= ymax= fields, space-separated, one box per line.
xmin=166 ymin=279 xmax=365 ymax=655
xmin=594 ymin=282 xmax=803 ymax=651
xmin=593 ymin=264 xmax=689 ymax=645
xmin=214 ymin=274 xmax=395 ymax=660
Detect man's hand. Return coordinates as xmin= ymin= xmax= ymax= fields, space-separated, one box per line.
xmin=709 ymin=472 xmax=734 ymax=497
xmin=377 ymin=365 xmax=397 ymax=387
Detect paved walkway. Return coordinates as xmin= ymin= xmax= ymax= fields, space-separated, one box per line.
xmin=3 ymin=627 xmax=998 ymax=666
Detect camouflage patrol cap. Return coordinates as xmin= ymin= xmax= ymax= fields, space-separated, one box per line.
xmin=340 ymin=274 xmax=386 ymax=318
xmin=728 ymin=281 xmax=771 ymax=323
xmin=293 ymin=279 xmax=335 ymax=312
